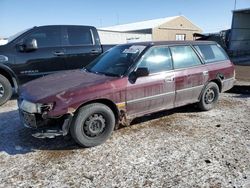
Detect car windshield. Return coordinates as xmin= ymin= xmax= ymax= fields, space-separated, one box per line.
xmin=6 ymin=28 xmax=31 ymax=43
xmin=85 ymin=44 xmax=147 ymax=77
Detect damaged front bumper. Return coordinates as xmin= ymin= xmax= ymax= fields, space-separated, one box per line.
xmin=19 ymin=109 xmax=73 ymax=138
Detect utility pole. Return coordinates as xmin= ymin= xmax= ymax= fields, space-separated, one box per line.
xmin=234 ymin=0 xmax=237 ymax=10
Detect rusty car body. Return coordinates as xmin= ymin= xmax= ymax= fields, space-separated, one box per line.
xmin=18 ymin=41 xmax=235 ymax=147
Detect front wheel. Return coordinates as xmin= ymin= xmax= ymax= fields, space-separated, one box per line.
xmin=0 ymin=75 xmax=13 ymax=106
xmin=198 ymin=82 xmax=219 ymax=111
xmin=70 ymin=103 xmax=115 ymax=147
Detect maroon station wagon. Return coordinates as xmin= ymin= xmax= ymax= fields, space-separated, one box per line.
xmin=18 ymin=41 xmax=235 ymax=147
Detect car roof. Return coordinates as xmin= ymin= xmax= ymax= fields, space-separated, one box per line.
xmin=118 ymin=40 xmax=217 ymax=47
xmin=34 ymin=25 xmax=96 ymax=29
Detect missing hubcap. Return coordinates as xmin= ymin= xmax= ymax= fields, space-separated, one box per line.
xmin=83 ymin=114 xmax=106 ymax=137
xmin=0 ymin=84 xmax=4 ymax=98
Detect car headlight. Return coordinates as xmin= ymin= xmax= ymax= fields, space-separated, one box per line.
xmin=0 ymin=55 xmax=8 ymax=62
xmin=20 ymin=100 xmax=54 ymax=114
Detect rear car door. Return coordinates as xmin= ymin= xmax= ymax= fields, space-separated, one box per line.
xmin=169 ymin=45 xmax=206 ymax=107
xmin=126 ymin=46 xmax=175 ymax=117
xmin=62 ymin=26 xmax=102 ymax=70
xmin=12 ymin=26 xmax=66 ymax=84
xmin=193 ymin=44 xmax=234 ymax=91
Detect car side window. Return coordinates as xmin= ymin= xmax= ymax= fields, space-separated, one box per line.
xmin=138 ymin=46 xmax=173 ymax=74
xmin=170 ymin=45 xmax=202 ymax=69
xmin=194 ymin=44 xmax=228 ymax=63
xmin=67 ymin=27 xmax=93 ymax=46
xmin=25 ymin=27 xmax=61 ymax=48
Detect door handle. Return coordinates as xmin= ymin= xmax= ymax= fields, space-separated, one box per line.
xmin=53 ymin=51 xmax=65 ymax=56
xmin=90 ymin=50 xmax=100 ymax=54
xmin=203 ymin=71 xmax=209 ymax=76
xmin=165 ymin=76 xmax=175 ymax=82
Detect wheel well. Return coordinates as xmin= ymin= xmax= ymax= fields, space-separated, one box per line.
xmin=0 ymin=68 xmax=14 ymax=87
xmin=210 ymin=79 xmax=222 ymax=92
xmin=77 ymin=99 xmax=120 ymax=124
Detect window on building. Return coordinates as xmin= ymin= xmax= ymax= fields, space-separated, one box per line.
xmin=138 ymin=46 xmax=173 ymax=74
xmin=170 ymin=45 xmax=201 ymax=69
xmin=175 ymin=34 xmax=186 ymax=41
xmin=194 ymin=44 xmax=228 ymax=63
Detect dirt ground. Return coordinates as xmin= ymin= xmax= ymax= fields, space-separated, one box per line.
xmin=235 ymin=65 xmax=250 ymax=82
xmin=0 ymin=87 xmax=249 ymax=187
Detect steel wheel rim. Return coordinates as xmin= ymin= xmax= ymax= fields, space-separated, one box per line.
xmin=205 ymin=88 xmax=215 ymax=104
xmin=83 ymin=114 xmax=106 ymax=137
xmin=0 ymin=83 xmax=4 ymax=98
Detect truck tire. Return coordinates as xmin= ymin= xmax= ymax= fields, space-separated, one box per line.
xmin=0 ymin=74 xmax=12 ymax=106
xmin=70 ymin=103 xmax=115 ymax=147
xmin=198 ymin=82 xmax=219 ymax=111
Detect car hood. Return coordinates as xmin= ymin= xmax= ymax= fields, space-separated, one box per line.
xmin=20 ymin=70 xmax=117 ymax=102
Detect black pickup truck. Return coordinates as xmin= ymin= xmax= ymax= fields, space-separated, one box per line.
xmin=0 ymin=25 xmax=113 ymax=105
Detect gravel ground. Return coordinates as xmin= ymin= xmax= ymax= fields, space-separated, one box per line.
xmin=0 ymin=91 xmax=249 ymax=188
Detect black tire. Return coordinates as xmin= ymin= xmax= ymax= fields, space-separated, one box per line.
xmin=198 ymin=82 xmax=219 ymax=111
xmin=0 ymin=74 xmax=12 ymax=106
xmin=70 ymin=103 xmax=115 ymax=147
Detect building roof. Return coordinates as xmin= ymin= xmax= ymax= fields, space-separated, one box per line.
xmin=233 ymin=8 xmax=250 ymax=13
xmin=100 ymin=16 xmax=180 ymax=32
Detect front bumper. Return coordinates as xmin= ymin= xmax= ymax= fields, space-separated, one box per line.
xmin=18 ymin=97 xmax=73 ymax=138
xmin=19 ymin=109 xmax=48 ymax=128
xmin=19 ymin=109 xmax=73 ymax=138
xmin=19 ymin=108 xmax=73 ymax=138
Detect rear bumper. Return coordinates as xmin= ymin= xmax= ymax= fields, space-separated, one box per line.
xmin=221 ymin=78 xmax=236 ymax=92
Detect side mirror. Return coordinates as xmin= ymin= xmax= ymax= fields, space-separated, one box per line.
xmin=129 ymin=67 xmax=149 ymax=84
xmin=18 ymin=38 xmax=38 ymax=52
xmin=135 ymin=67 xmax=149 ymax=78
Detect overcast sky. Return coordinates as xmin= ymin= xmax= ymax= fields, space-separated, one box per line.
xmin=0 ymin=0 xmax=250 ymax=37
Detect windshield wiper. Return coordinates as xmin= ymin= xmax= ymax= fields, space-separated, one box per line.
xmin=82 ymin=67 xmax=89 ymax=72
xmin=83 ymin=68 xmax=101 ymax=75
xmin=101 ymin=72 xmax=120 ymax=77
xmin=83 ymin=68 xmax=120 ymax=77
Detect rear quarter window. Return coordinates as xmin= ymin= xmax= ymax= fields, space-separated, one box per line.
xmin=194 ymin=44 xmax=228 ymax=63
xmin=67 ymin=27 xmax=93 ymax=46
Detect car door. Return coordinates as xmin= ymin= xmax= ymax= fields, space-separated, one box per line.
xmin=62 ymin=26 xmax=102 ymax=70
xmin=126 ymin=46 xmax=175 ymax=117
xmin=169 ymin=45 xmax=206 ymax=107
xmin=12 ymin=26 xmax=66 ymax=84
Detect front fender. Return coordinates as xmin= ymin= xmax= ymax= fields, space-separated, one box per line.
xmin=0 ymin=64 xmax=19 ymax=92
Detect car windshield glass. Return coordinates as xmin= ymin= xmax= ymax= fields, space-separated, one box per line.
xmin=85 ymin=44 xmax=147 ymax=77
xmin=7 ymin=28 xmax=31 ymax=43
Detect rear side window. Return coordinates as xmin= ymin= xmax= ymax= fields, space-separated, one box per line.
xmin=25 ymin=27 xmax=61 ymax=48
xmin=194 ymin=44 xmax=228 ymax=63
xmin=67 ymin=27 xmax=93 ymax=45
xmin=138 ymin=46 xmax=173 ymax=74
xmin=170 ymin=45 xmax=201 ymax=69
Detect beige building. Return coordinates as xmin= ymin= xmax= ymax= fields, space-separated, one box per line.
xmin=100 ymin=15 xmax=202 ymax=43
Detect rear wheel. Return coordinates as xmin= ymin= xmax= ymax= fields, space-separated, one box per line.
xmin=0 ymin=74 xmax=12 ymax=106
xmin=198 ymin=82 xmax=219 ymax=111
xmin=70 ymin=103 xmax=115 ymax=147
